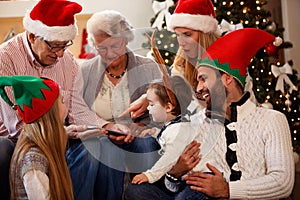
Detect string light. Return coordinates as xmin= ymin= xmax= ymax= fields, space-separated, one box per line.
xmin=159 ymin=34 xmax=164 ymax=38
xmin=257 ymin=6 xmax=261 ymax=10
xmin=243 ymin=8 xmax=247 ymax=14
xmin=240 ymin=1 xmax=244 ymax=5
xmin=227 ymin=11 xmax=231 ymax=15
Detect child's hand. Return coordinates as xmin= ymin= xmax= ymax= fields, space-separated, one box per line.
xmin=131 ymin=173 xmax=149 ymax=184
xmin=139 ymin=128 xmax=157 ymax=137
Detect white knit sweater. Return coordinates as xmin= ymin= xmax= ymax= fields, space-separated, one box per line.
xmin=193 ymin=99 xmax=295 ymax=199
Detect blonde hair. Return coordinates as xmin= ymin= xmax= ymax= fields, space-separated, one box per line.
xmin=172 ymin=31 xmax=218 ymax=89
xmin=10 ymin=97 xmax=73 ymax=200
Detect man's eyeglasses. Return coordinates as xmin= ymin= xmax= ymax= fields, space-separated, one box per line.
xmin=42 ymin=38 xmax=73 ymax=53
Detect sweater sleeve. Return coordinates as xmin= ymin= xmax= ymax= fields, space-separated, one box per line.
xmin=23 ymin=170 xmax=50 ymax=200
xmin=229 ymin=112 xmax=294 ymax=199
xmin=144 ymin=123 xmax=196 ymax=183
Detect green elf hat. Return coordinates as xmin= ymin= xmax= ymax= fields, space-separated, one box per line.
xmin=197 ymin=28 xmax=282 ymax=86
xmin=0 ymin=76 xmax=59 ymax=123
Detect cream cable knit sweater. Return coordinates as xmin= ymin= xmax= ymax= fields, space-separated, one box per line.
xmin=193 ymin=99 xmax=294 ymax=199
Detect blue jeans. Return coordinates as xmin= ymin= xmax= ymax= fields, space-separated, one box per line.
xmin=125 ymin=179 xmax=175 ymax=200
xmin=0 ymin=137 xmax=15 ymax=200
xmin=66 ymin=139 xmax=99 ymax=200
xmin=66 ymin=136 xmax=160 ymax=200
xmin=175 ymin=184 xmax=215 ymax=200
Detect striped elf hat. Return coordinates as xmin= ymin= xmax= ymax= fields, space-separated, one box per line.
xmin=0 ymin=76 xmax=59 ymax=123
xmin=197 ymin=28 xmax=281 ymax=86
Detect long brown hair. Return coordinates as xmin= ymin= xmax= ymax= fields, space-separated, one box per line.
xmin=10 ymin=97 xmax=74 ymax=200
xmin=172 ymin=31 xmax=218 ymax=89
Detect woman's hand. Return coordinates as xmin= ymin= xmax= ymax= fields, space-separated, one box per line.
xmin=65 ymin=124 xmax=103 ymax=140
xmin=103 ymin=123 xmax=134 ymax=144
xmin=118 ymin=94 xmax=148 ymax=119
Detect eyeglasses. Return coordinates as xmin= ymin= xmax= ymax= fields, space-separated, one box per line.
xmin=94 ymin=40 xmax=124 ymax=54
xmin=42 ymin=39 xmax=73 ymax=53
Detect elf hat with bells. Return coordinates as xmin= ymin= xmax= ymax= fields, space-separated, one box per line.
xmin=197 ymin=28 xmax=282 ymax=87
xmin=0 ymin=76 xmax=59 ymax=123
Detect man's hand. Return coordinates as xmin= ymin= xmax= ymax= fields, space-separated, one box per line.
xmin=184 ymin=163 xmax=229 ymax=198
xmin=168 ymin=140 xmax=201 ymax=178
xmin=118 ymin=94 xmax=148 ymax=119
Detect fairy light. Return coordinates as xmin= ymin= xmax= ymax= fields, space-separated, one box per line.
xmin=157 ymin=40 xmax=162 ymax=45
xmin=245 ymin=21 xmax=249 ymax=25
xmin=257 ymin=88 xmax=260 ymax=92
xmin=256 ymin=0 xmax=260 ymax=4
xmin=163 ymin=45 xmax=168 ymax=49
xmin=268 ymin=82 xmax=271 ymax=85
xmin=276 ymin=101 xmax=279 ymax=104
xmin=260 ymin=69 xmax=264 ymax=73
xmin=171 ymin=34 xmax=176 ymax=38
xmin=256 ymin=77 xmax=259 ymax=81
xmin=222 ymin=1 xmax=226 ymax=5
xmin=230 ymin=1 xmax=233 ymax=6
xmin=263 ymin=19 xmax=267 ymax=23
xmin=227 ymin=11 xmax=231 ymax=15
xmin=170 ymin=43 xmax=174 ymax=48
xmin=266 ymin=88 xmax=269 ymax=92
xmin=266 ymin=95 xmax=270 ymax=100
xmin=159 ymin=34 xmax=164 ymax=38
xmin=268 ymin=71 xmax=272 ymax=75
xmin=251 ymin=65 xmax=255 ymax=69
xmin=256 ymin=21 xmax=260 ymax=25
xmin=165 ymin=59 xmax=169 ymax=64
xmin=165 ymin=52 xmax=169 ymax=56
xmin=240 ymin=1 xmax=244 ymax=5
xmin=257 ymin=6 xmax=261 ymax=10
xmin=243 ymin=8 xmax=247 ymax=14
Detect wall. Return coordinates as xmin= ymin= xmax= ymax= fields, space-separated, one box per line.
xmin=281 ymin=0 xmax=300 ymax=77
xmin=0 ymin=0 xmax=155 ymax=57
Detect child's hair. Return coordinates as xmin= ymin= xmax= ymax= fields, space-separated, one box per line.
xmin=148 ymin=76 xmax=194 ymax=116
xmin=10 ymin=97 xmax=74 ymax=200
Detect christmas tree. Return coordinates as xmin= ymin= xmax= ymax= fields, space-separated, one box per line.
xmin=213 ymin=0 xmax=300 ymax=153
xmin=149 ymin=0 xmax=300 ymax=152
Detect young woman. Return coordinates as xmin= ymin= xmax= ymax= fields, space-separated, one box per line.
xmin=0 ymin=76 xmax=73 ymax=200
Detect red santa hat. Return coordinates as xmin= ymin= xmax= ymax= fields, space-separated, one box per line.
xmin=0 ymin=76 xmax=59 ymax=124
xmin=198 ymin=28 xmax=282 ymax=86
xmin=23 ymin=0 xmax=82 ymax=42
xmin=167 ymin=0 xmax=218 ymax=34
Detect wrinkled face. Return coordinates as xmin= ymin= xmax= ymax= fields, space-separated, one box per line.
xmin=196 ymin=66 xmax=226 ymax=113
xmin=93 ymin=34 xmax=127 ymax=67
xmin=174 ymin=27 xmax=200 ymax=59
xmin=57 ymin=95 xmax=67 ymax=122
xmin=29 ymin=35 xmax=72 ymax=66
xmin=146 ymin=88 xmax=168 ymax=123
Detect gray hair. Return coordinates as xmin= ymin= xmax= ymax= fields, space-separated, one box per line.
xmin=87 ymin=10 xmax=135 ymax=46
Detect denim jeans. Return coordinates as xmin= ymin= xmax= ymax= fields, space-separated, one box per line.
xmin=66 ymin=136 xmax=160 ymax=200
xmin=125 ymin=179 xmax=175 ymax=200
xmin=66 ymin=139 xmax=99 ymax=200
xmin=0 ymin=137 xmax=15 ymax=200
xmin=175 ymin=184 xmax=215 ymax=200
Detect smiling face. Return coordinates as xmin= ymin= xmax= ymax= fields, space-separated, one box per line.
xmin=196 ymin=66 xmax=227 ymax=113
xmin=93 ymin=34 xmax=127 ymax=67
xmin=174 ymin=27 xmax=200 ymax=59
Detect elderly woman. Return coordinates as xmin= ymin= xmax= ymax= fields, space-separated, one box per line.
xmin=78 ymin=10 xmax=162 ymax=200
